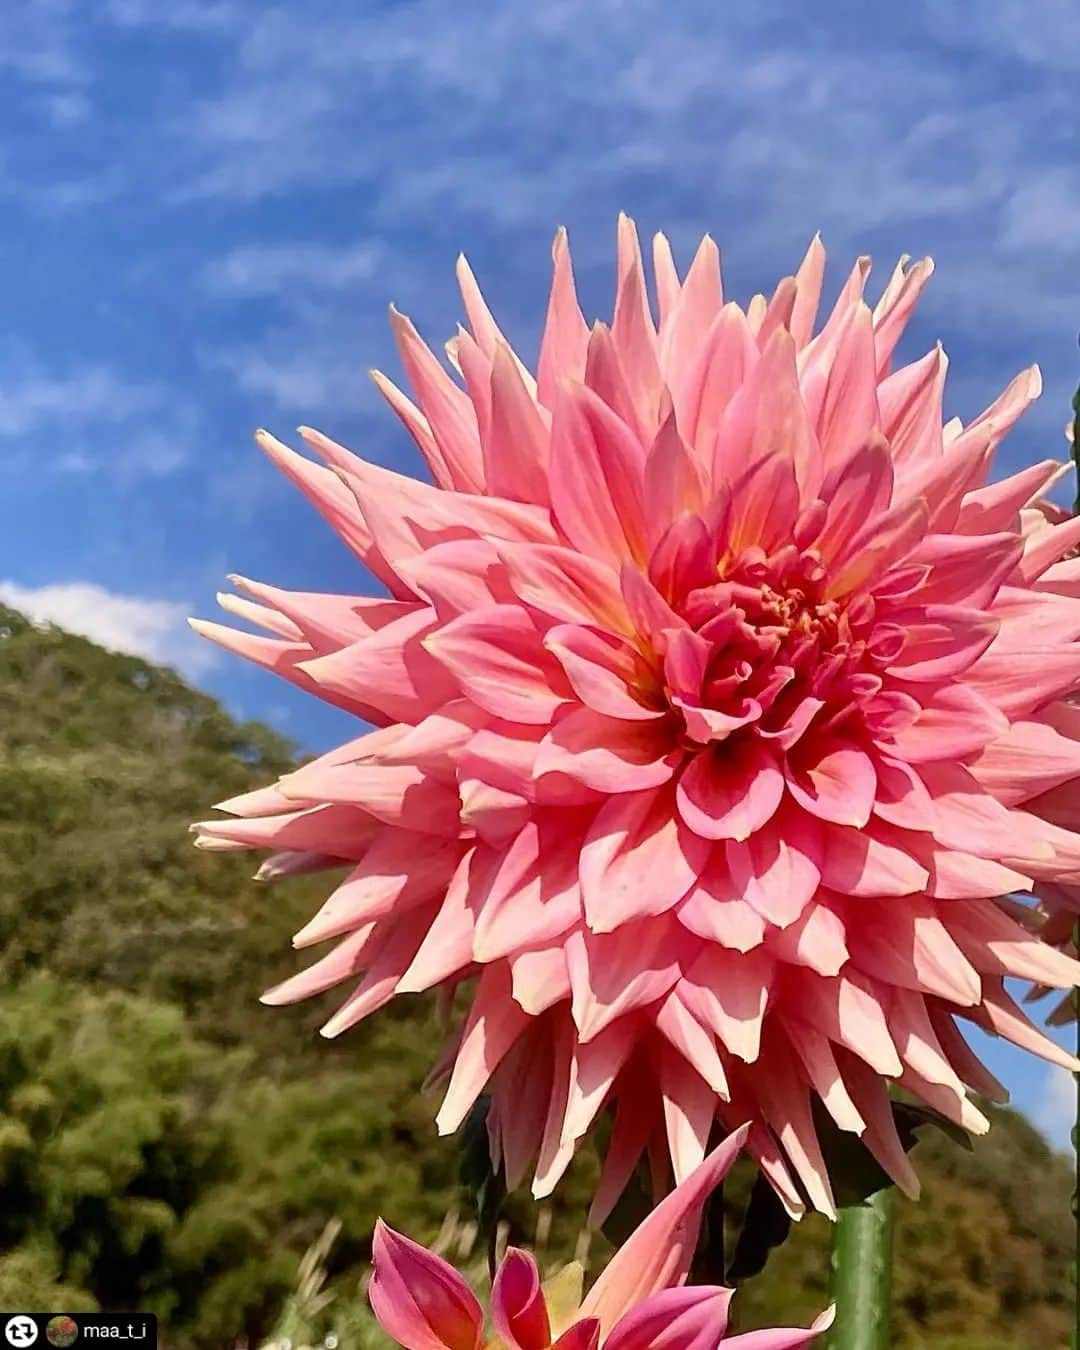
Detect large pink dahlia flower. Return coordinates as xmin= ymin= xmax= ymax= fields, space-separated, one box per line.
xmin=195 ymin=218 xmax=1080 ymax=1221
xmin=368 ymin=1129 xmax=833 ymax=1350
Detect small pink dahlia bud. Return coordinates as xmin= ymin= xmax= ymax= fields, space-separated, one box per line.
xmin=369 ymin=1135 xmax=833 ymax=1350
xmin=195 ymin=218 xmax=1080 ymax=1219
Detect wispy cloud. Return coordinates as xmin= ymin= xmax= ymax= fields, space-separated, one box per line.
xmin=0 ymin=0 xmax=87 ymax=89
xmin=207 ymin=346 xmax=377 ymax=416
xmin=0 ymin=353 xmax=196 ymax=481
xmin=1033 ymin=1064 xmax=1076 ymax=1151
xmin=0 ymin=361 xmax=159 ymax=437
xmin=201 ymin=241 xmax=384 ymax=298
xmin=102 ymin=0 xmax=244 ymax=31
xmin=0 ymin=579 xmax=216 ymax=675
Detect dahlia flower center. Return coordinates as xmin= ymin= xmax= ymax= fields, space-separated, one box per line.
xmin=662 ymin=541 xmax=897 ymax=751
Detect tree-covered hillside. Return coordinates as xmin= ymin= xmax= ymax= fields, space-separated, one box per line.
xmin=0 ymin=603 xmax=1072 ymax=1347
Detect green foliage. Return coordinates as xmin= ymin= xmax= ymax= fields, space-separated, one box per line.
xmin=0 ymin=603 xmax=1074 ymax=1348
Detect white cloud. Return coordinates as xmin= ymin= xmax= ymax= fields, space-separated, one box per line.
xmin=1033 ymin=1064 xmax=1076 ymax=1150
xmin=209 ymin=347 xmax=376 ymax=415
xmin=0 ymin=0 xmax=87 ymax=89
xmin=0 ymin=580 xmax=216 ymax=676
xmin=201 ymin=241 xmax=384 ymax=298
xmin=103 ymin=0 xmax=243 ymax=30
xmin=0 ymin=353 xmax=195 ymax=481
xmin=0 ymin=362 xmax=159 ymax=439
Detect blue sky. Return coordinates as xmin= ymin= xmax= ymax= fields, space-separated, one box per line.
xmin=3 ymin=0 xmax=1080 ymax=1144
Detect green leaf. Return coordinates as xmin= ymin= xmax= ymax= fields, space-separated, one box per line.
xmin=812 ymin=1098 xmax=975 ymax=1212
xmin=457 ymin=1096 xmax=505 ymax=1276
xmin=726 ymin=1173 xmax=792 ymax=1283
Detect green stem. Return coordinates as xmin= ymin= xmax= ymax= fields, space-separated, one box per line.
xmin=828 ymin=1190 xmax=894 ymax=1350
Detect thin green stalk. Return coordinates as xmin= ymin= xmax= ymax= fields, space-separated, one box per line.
xmin=828 ymin=1189 xmax=894 ymax=1350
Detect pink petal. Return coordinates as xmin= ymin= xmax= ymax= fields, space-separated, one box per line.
xmin=872 ymin=254 xmax=933 ymax=373
xmin=279 ymin=759 xmax=461 ymax=837
xmin=369 ymin=1221 xmax=484 ymax=1350
xmin=549 ymin=382 xmax=648 ymax=568
xmin=388 ymin=307 xmax=484 ymax=493
xmin=788 ymin=234 xmax=826 ymax=350
xmin=658 ymin=234 xmax=724 ymax=396
xmin=726 ymin=810 xmax=822 ymax=930
xmin=681 ymin=947 xmax=775 ymax=1063
xmin=291 ymin=833 xmax=460 ymax=947
xmin=581 ymin=787 xmax=709 ymax=932
xmin=957 ymin=454 xmax=1061 ymax=535
xmin=812 ymin=440 xmax=893 ymax=563
xmin=787 ymin=971 xmax=902 ymax=1077
xmin=678 ymin=854 xmax=767 ymax=952
xmin=818 ymin=824 xmax=929 ymax=897
xmin=887 ymin=681 xmax=1007 ymax=762
xmin=811 ymin=302 xmax=880 ymax=470
xmin=676 ymin=743 xmax=784 ymax=842
xmin=295 ymin=608 xmax=460 ymax=724
xmin=719 ymin=1307 xmax=835 ymax=1349
xmin=552 ymin=1323 xmax=601 ymax=1350
xmin=644 ymin=414 xmax=707 ymax=546
xmin=785 ymin=739 xmax=877 ymax=828
xmin=544 ymin=623 xmax=664 ymax=720
xmin=471 ymin=817 xmax=583 ymax=961
xmin=842 ymin=895 xmax=981 ymax=1006
xmin=498 ymin=541 xmax=631 ymax=633
xmin=579 ymin=1127 xmax=749 ymax=1337
xmin=656 ymin=991 xmax=730 ymax=1097
xmin=491 ymin=1248 xmax=551 ymax=1350
xmin=767 ymin=899 xmax=849 ymax=977
xmin=659 ymin=1046 xmax=718 ymax=1181
xmin=886 ymin=605 xmax=999 ymax=682
xmin=970 ymin=716 xmax=1080 ymax=805
xmin=567 ymin=916 xmax=687 ymax=1041
xmin=535 ymin=707 xmax=679 ymax=795
xmin=604 ymin=1286 xmax=734 ymax=1350
xmin=675 ymin=303 xmax=759 ymax=462
xmin=424 ymin=604 xmax=571 ymax=724
xmin=437 ymin=966 xmax=530 ymax=1133
xmin=537 ymin=227 xmax=590 ymax=409
xmin=611 ymin=213 xmax=664 ymax=433
xmin=877 ymin=344 xmax=945 ymax=465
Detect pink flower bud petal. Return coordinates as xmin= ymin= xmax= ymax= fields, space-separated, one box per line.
xmin=604 ymin=1286 xmax=734 ymax=1350
xmin=491 ymin=1247 xmax=552 ymax=1350
xmin=580 ymin=1126 xmax=748 ymax=1336
xmin=369 ymin=1221 xmax=484 ymax=1350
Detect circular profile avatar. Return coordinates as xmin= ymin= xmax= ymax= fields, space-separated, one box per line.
xmin=45 ymin=1319 xmax=77 ymax=1348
